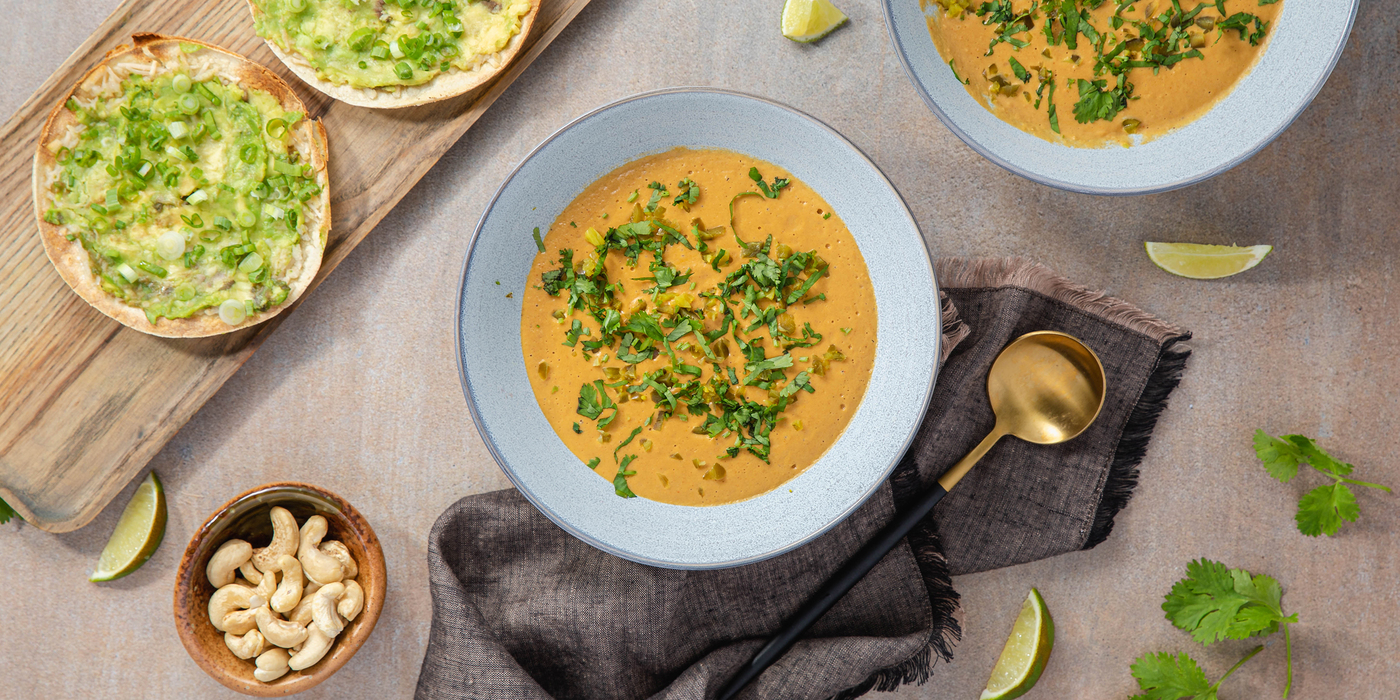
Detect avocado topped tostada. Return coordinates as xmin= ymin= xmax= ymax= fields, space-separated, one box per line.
xmin=34 ymin=34 xmax=330 ymax=338
xmin=248 ymin=0 xmax=539 ymax=108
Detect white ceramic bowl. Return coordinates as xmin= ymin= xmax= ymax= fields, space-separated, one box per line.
xmin=455 ymin=88 xmax=940 ymax=569
xmin=883 ymin=0 xmax=1358 ymax=194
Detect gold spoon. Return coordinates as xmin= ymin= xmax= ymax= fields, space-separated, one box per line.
xmin=718 ymin=331 xmax=1107 ymax=699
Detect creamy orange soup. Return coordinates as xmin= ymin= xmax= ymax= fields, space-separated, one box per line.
xmin=923 ymin=0 xmax=1282 ymax=146
xmin=520 ymin=148 xmax=877 ymax=506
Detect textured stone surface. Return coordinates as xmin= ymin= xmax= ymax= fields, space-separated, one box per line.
xmin=2 ymin=0 xmax=1397 ymax=697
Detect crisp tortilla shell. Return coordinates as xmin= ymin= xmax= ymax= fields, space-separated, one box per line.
xmin=33 ymin=34 xmax=331 ymax=338
xmin=247 ymin=0 xmax=539 ymax=109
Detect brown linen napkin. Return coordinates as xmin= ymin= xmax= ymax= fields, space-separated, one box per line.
xmin=417 ymin=258 xmax=1191 ymax=700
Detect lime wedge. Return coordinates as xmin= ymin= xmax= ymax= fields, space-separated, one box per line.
xmin=1144 ymin=242 xmax=1272 ymax=280
xmin=781 ymin=0 xmax=848 ymax=43
xmin=89 ymin=471 xmax=167 ymax=582
xmin=981 ymin=588 xmax=1054 ymax=700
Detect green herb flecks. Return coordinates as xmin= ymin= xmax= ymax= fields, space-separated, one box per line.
xmin=538 ymin=171 xmax=849 ymax=491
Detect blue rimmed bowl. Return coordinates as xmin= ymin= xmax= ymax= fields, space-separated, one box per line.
xmin=455 ymin=88 xmax=939 ymax=569
xmin=883 ymin=0 xmax=1358 ymax=194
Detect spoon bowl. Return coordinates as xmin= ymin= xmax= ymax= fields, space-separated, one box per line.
xmin=989 ymin=331 xmax=1106 ymax=445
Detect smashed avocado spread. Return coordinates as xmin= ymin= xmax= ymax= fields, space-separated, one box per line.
xmin=253 ymin=0 xmax=533 ymax=89
xmin=45 ymin=69 xmax=321 ymax=325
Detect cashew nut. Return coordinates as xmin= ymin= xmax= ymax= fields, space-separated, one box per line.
xmin=222 ymin=605 xmax=262 ymax=635
xmin=250 ymin=567 xmax=277 ymax=609
xmin=254 ymin=648 xmax=291 ymax=683
xmin=297 ymin=516 xmax=344 ymax=585
xmin=206 ymin=539 xmax=252 ymax=588
xmin=288 ymin=624 xmax=333 ymax=671
xmin=338 ymin=579 xmax=365 ymax=622
xmin=270 ymin=555 xmax=304 ymax=614
xmin=251 ymin=507 xmax=299 ymax=573
xmin=319 ymin=540 xmax=358 ymax=579
xmin=255 ymin=606 xmax=309 ymax=649
xmin=225 ymin=629 xmax=267 ymax=660
xmin=311 ymin=582 xmax=346 ymax=637
xmin=288 ymin=580 xmax=321 ymax=627
xmin=208 ymin=583 xmax=256 ymax=632
xmin=239 ymin=560 xmax=264 ymax=585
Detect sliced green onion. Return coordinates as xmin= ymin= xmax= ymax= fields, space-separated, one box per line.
xmin=286 ymin=210 xmax=299 ymax=231
xmin=195 ymin=81 xmax=221 ymax=106
xmin=214 ymin=215 xmax=233 ymax=231
xmin=137 ymin=261 xmax=168 ymax=278
xmin=347 ymin=27 xmax=376 ymax=51
xmin=370 ymin=41 xmax=391 ymax=60
xmin=236 ymin=210 xmax=257 ymax=228
xmin=116 ymin=263 xmax=138 ymax=282
xmin=185 ymin=189 xmax=209 ymax=205
xmin=238 ymin=252 xmax=264 ymax=273
xmin=180 ymin=146 xmax=199 ymax=163
xmin=172 ymin=74 xmax=193 ymax=93
xmin=167 ymin=120 xmax=188 ymax=139
xmin=395 ymin=62 xmax=413 ymax=80
xmin=218 ymin=299 xmax=247 ymax=325
xmin=262 ymin=204 xmax=286 ymax=220
xmin=175 ymin=284 xmax=197 ymax=301
xmin=289 ymin=0 xmax=307 ymax=10
xmin=389 ymin=39 xmax=406 ymax=59
xmin=265 ymin=119 xmax=287 ymax=138
xmin=178 ymin=93 xmax=200 ymax=115
xmin=136 ymin=161 xmax=154 ymax=179
xmin=313 ymin=35 xmax=333 ymax=51
xmin=155 ymin=230 xmax=185 ymax=261
xmin=240 ymin=144 xmax=259 ymax=164
xmin=273 ymin=160 xmax=301 ymax=176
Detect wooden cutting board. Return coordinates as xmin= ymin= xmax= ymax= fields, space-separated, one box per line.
xmin=0 ymin=0 xmax=591 ymax=532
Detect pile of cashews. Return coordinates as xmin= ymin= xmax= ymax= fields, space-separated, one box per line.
xmin=205 ymin=506 xmax=364 ymax=683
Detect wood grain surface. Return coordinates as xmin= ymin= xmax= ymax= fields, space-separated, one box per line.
xmin=0 ymin=0 xmax=590 ymax=532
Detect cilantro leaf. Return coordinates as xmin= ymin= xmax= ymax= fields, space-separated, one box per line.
xmin=0 ymin=497 xmax=16 ymax=525
xmin=1296 ymin=483 xmax=1358 ymax=537
xmin=1008 ymin=56 xmax=1030 ymax=82
xmin=747 ymin=167 xmax=791 ymax=199
xmin=1129 ymin=652 xmax=1214 ymax=700
xmin=1252 ymin=429 xmax=1301 ymax=482
xmin=1072 ymin=78 xmax=1128 ymax=124
xmin=1253 ymin=431 xmax=1390 ymax=537
xmin=576 ymin=380 xmax=615 ymax=421
xmin=673 ymin=178 xmax=699 ymax=209
xmin=586 ymin=457 xmax=600 ymax=469
xmin=613 ymin=454 xmax=638 ymax=498
xmin=1162 ymin=559 xmax=1293 ymax=645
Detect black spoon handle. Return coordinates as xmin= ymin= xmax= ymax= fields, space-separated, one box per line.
xmin=715 ymin=481 xmax=948 ymax=700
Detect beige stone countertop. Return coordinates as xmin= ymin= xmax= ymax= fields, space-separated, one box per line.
xmin=2 ymin=1 xmax=1397 ymax=697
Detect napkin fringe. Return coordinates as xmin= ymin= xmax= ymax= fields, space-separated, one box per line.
xmin=1083 ymin=333 xmax=1191 ymax=549
xmin=935 ymin=257 xmax=1187 ymax=344
xmin=828 ymin=518 xmax=961 ymax=700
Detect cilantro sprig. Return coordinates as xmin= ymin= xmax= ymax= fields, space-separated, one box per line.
xmin=1130 ymin=646 xmax=1263 ymax=700
xmin=1132 ymin=559 xmax=1298 ymax=699
xmin=1253 ymin=430 xmax=1391 ymax=537
xmin=0 ymin=497 xmax=17 ymax=525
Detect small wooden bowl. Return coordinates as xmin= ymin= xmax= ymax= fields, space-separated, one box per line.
xmin=173 ymin=482 xmax=386 ymax=696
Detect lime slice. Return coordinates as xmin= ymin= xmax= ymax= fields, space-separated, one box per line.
xmin=1144 ymin=242 xmax=1272 ymax=280
xmin=981 ymin=588 xmax=1054 ymax=700
xmin=781 ymin=0 xmax=849 ymax=43
xmin=89 ymin=471 xmax=167 ymax=582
